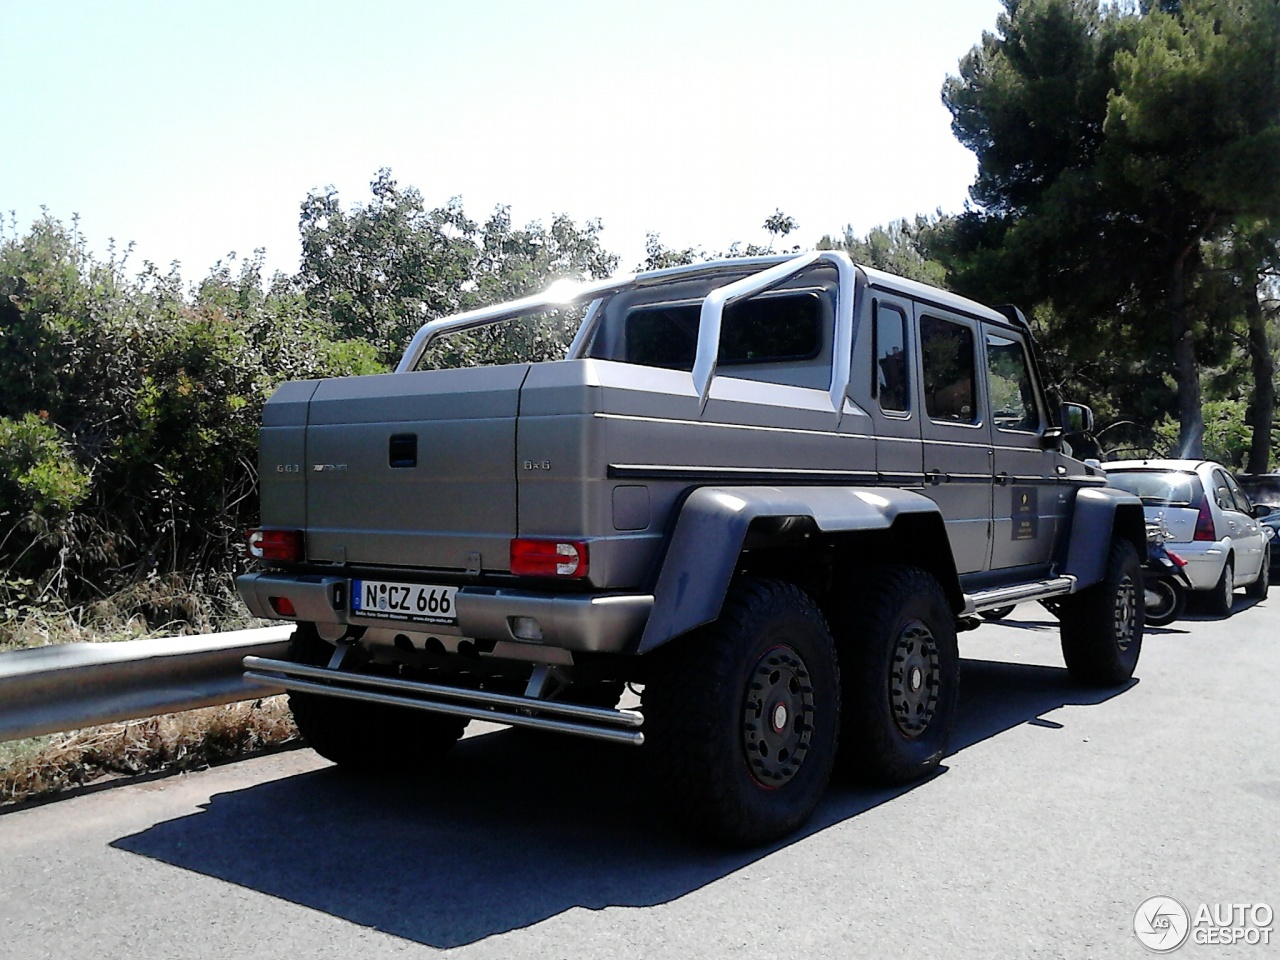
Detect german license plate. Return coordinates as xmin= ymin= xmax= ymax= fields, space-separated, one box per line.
xmin=351 ymin=579 xmax=458 ymax=625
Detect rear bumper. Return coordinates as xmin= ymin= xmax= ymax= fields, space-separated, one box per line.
xmin=236 ymin=572 xmax=653 ymax=654
xmin=243 ymin=654 xmax=645 ymax=746
xmin=1165 ymin=542 xmax=1227 ymax=591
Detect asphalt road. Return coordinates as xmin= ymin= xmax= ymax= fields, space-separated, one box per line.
xmin=2 ymin=597 xmax=1277 ymax=959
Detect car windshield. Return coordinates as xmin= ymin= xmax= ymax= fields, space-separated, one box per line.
xmin=1239 ymin=477 xmax=1280 ymax=508
xmin=1105 ymin=470 xmax=1201 ymax=507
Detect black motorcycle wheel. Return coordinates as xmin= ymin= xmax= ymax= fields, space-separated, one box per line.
xmin=1143 ymin=577 xmax=1185 ymax=627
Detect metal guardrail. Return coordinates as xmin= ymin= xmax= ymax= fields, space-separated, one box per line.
xmin=0 ymin=626 xmax=294 ymax=744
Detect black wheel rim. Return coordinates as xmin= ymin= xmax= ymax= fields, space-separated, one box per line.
xmin=889 ymin=621 xmax=941 ymax=738
xmin=1115 ymin=572 xmax=1138 ymax=650
xmin=742 ymin=644 xmax=814 ymax=787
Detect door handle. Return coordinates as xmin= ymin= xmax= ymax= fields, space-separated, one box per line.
xmin=926 ymin=469 xmax=944 ymax=485
xmin=995 ymin=472 xmax=1011 ymax=486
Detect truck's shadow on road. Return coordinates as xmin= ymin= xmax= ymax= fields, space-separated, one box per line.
xmin=114 ymin=650 xmax=1133 ymax=947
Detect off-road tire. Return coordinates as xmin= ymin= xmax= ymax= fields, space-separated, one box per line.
xmin=980 ymin=605 xmax=1016 ymax=621
xmin=1207 ymin=560 xmax=1235 ymax=617
xmin=834 ymin=566 xmax=959 ymax=785
xmin=643 ymin=578 xmax=840 ymax=847
xmin=1059 ymin=538 xmax=1143 ymax=686
xmin=286 ymin=624 xmax=468 ymax=771
xmin=1245 ymin=554 xmax=1269 ymax=601
xmin=1143 ymin=577 xmax=1185 ymax=627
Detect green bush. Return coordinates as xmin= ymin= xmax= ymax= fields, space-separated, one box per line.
xmin=0 ymin=218 xmax=381 ymax=624
xmin=0 ymin=413 xmax=89 ymax=516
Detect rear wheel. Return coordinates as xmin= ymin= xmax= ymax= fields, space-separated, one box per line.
xmin=287 ymin=625 xmax=468 ymax=771
xmin=1143 ymin=577 xmax=1185 ymax=627
xmin=1059 ymin=538 xmax=1143 ymax=686
xmin=1245 ymin=554 xmax=1269 ymax=601
xmin=643 ymin=578 xmax=840 ymax=847
xmin=1207 ymin=560 xmax=1235 ymax=617
xmin=835 ymin=566 xmax=959 ymax=785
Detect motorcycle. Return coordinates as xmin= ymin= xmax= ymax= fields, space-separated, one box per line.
xmin=1144 ymin=517 xmax=1193 ymax=627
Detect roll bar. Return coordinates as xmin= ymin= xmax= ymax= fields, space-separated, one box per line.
xmin=394 ymin=251 xmax=860 ymax=419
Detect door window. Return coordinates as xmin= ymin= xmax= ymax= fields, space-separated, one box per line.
xmin=985 ymin=332 xmax=1041 ymax=432
xmin=1223 ymin=471 xmax=1253 ymax=514
xmin=1211 ymin=469 xmax=1238 ymax=513
xmin=920 ymin=315 xmax=976 ymax=423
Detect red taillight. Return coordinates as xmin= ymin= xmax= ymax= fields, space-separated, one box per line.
xmin=247 ymin=528 xmax=304 ymax=562
xmin=268 ymin=596 xmax=297 ymax=617
xmin=1193 ymin=497 xmax=1217 ymax=542
xmin=510 ymin=538 xmax=589 ymax=578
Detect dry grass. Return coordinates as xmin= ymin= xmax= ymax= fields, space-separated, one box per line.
xmin=1 ymin=575 xmax=269 ymax=652
xmin=0 ymin=696 xmax=300 ymax=808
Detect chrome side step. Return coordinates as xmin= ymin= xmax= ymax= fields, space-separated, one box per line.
xmin=963 ymin=576 xmax=1076 ymax=616
xmin=243 ymin=656 xmax=645 ymax=747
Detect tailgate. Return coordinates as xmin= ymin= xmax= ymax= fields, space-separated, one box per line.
xmin=303 ymin=364 xmax=530 ymax=572
xmin=1148 ymin=505 xmax=1200 ymax=544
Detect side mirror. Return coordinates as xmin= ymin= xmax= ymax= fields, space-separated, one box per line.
xmin=1061 ymin=402 xmax=1094 ymax=436
xmin=1253 ymin=503 xmax=1273 ymax=519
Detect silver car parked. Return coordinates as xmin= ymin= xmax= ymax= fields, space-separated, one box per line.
xmin=1104 ymin=459 xmax=1270 ymax=615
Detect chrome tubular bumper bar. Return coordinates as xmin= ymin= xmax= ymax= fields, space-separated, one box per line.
xmin=243 ymin=656 xmax=645 ymax=747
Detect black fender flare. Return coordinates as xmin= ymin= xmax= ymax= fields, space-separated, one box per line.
xmin=1060 ymin=486 xmax=1146 ymax=589
xmin=634 ymin=485 xmax=955 ymax=653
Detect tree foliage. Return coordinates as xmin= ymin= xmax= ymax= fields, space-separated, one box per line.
xmin=939 ymin=0 xmax=1280 ymax=465
xmin=818 ymin=217 xmax=947 ymax=286
xmin=298 ymin=169 xmax=619 ymax=368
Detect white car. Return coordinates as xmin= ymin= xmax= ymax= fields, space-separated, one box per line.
xmin=1104 ymin=459 xmax=1270 ymax=615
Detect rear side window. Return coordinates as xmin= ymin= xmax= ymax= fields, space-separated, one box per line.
xmin=1210 ymin=470 xmax=1232 ymax=511
xmin=920 ymin=315 xmax=976 ymax=423
xmin=874 ymin=301 xmax=909 ymax=413
xmin=623 ymin=293 xmax=822 ymax=371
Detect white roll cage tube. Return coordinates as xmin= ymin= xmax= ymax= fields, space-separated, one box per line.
xmin=394 ymin=251 xmax=860 ymax=420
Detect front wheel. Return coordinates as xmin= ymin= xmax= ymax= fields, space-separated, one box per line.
xmin=1143 ymin=577 xmax=1185 ymax=627
xmin=835 ymin=566 xmax=959 ymax=785
xmin=1058 ymin=538 xmax=1143 ymax=686
xmin=643 ymin=578 xmax=840 ymax=847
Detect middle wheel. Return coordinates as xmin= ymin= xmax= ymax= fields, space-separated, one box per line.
xmin=643 ymin=577 xmax=840 ymax=847
xmin=835 ymin=565 xmax=960 ymax=785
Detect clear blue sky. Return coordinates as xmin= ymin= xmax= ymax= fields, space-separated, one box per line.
xmin=2 ymin=0 xmax=1004 ymax=282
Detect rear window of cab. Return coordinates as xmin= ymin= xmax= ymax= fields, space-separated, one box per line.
xmin=618 ymin=292 xmax=824 ymax=371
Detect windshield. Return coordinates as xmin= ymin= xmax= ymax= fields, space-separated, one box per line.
xmin=1239 ymin=476 xmax=1280 ymax=508
xmin=1105 ymin=470 xmax=1202 ymax=507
